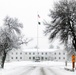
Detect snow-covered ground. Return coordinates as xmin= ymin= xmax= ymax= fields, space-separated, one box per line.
xmin=0 ymin=61 xmax=76 ymax=75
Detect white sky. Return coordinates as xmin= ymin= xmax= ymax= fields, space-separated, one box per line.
xmin=0 ymin=0 xmax=64 ymax=49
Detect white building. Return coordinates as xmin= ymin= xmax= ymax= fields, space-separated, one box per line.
xmin=6 ymin=49 xmax=67 ymax=62
xmin=52 ymin=50 xmax=67 ymax=61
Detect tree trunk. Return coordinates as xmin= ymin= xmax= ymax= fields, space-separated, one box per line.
xmin=65 ymin=61 xmax=67 ymax=66
xmin=1 ymin=51 xmax=6 ymax=68
xmin=72 ymin=39 xmax=76 ymax=51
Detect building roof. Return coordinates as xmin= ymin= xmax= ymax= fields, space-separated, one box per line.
xmin=22 ymin=49 xmax=63 ymax=52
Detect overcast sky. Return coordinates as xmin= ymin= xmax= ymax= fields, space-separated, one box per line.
xmin=0 ymin=0 xmax=64 ymax=49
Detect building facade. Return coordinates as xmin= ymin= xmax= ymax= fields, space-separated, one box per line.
xmin=6 ymin=49 xmax=67 ymax=62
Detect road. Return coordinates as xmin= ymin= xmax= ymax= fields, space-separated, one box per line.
xmin=1 ymin=66 xmax=68 ymax=75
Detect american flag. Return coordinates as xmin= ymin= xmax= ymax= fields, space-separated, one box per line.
xmin=38 ymin=14 xmax=40 ymax=18
xmin=38 ymin=14 xmax=41 ymax=25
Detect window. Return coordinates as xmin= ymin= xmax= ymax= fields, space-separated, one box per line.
xmin=42 ymin=52 xmax=43 ymax=55
xmin=63 ymin=53 xmax=65 ymax=55
xmin=63 ymin=57 xmax=65 ymax=59
xmin=29 ymin=53 xmax=31 ymax=55
xmin=59 ymin=53 xmax=61 ymax=55
xmin=11 ymin=57 xmax=13 ymax=59
xmin=59 ymin=57 xmax=61 ymax=59
xmin=20 ymin=57 xmax=22 ymax=59
xmin=29 ymin=57 xmax=31 ymax=59
xmin=45 ymin=53 xmax=47 ymax=55
xmin=20 ymin=52 xmax=22 ymax=55
xmin=55 ymin=57 xmax=56 ymax=59
xmin=16 ymin=57 xmax=18 ymax=59
xmin=41 ymin=57 xmax=44 ymax=60
xmin=25 ymin=53 xmax=27 ymax=55
xmin=45 ymin=57 xmax=47 ymax=60
xmin=12 ymin=53 xmax=13 ymax=54
xmin=16 ymin=52 xmax=18 ymax=55
xmin=54 ymin=53 xmax=56 ymax=55
xmin=33 ymin=57 xmax=35 ymax=59
xmin=33 ymin=53 xmax=35 ymax=55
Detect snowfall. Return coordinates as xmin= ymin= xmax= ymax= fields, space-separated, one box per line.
xmin=0 ymin=61 xmax=76 ymax=75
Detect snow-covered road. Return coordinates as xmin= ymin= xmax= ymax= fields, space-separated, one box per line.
xmin=0 ymin=61 xmax=76 ymax=75
xmin=1 ymin=66 xmax=73 ymax=75
xmin=2 ymin=67 xmax=52 ymax=75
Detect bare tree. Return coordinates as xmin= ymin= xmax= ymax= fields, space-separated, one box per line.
xmin=0 ymin=16 xmax=24 ymax=68
xmin=44 ymin=0 xmax=76 ymax=53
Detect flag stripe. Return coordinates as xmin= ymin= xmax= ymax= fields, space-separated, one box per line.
xmin=37 ymin=14 xmax=41 ymax=25
xmin=38 ymin=14 xmax=40 ymax=18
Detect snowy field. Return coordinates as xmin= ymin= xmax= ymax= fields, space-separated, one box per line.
xmin=0 ymin=61 xmax=76 ymax=75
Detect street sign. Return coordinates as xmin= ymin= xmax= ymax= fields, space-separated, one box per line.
xmin=72 ymin=55 xmax=75 ymax=71
xmin=72 ymin=55 xmax=75 ymax=62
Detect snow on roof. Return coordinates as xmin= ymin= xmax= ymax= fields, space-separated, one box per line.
xmin=22 ymin=49 xmax=63 ymax=52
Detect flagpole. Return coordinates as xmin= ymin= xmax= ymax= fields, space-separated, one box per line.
xmin=37 ymin=11 xmax=39 ymax=57
xmin=36 ymin=11 xmax=41 ymax=61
